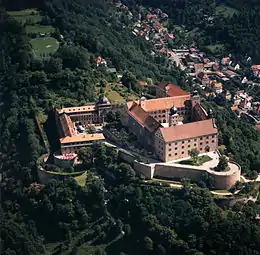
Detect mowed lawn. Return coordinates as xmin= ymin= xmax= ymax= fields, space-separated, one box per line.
xmin=30 ymin=37 xmax=59 ymax=57
xmin=105 ymin=89 xmax=125 ymax=105
xmin=216 ymin=5 xmax=238 ymax=17
xmin=26 ymin=25 xmax=55 ymax=34
xmin=8 ymin=9 xmax=42 ymax=24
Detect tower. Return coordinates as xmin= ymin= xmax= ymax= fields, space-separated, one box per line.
xmin=169 ymin=106 xmax=179 ymax=126
xmin=139 ymin=96 xmax=146 ymax=109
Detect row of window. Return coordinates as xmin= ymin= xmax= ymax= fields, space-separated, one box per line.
xmin=168 ymin=136 xmax=216 ymax=146
xmin=168 ymin=141 xmax=214 ymax=151
xmin=168 ymin=147 xmax=210 ymax=157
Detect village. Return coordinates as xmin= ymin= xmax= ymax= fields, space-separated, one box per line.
xmin=113 ymin=2 xmax=260 ymax=126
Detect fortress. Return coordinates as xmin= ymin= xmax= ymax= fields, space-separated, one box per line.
xmin=52 ymin=85 xmax=241 ymax=190
xmin=123 ymin=87 xmax=218 ymax=162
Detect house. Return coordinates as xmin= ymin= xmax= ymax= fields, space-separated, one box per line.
xmin=194 ymin=63 xmax=204 ymax=73
xmin=96 ymin=56 xmax=107 ymax=67
xmin=221 ymin=57 xmax=232 ymax=66
xmin=223 ymin=70 xmax=238 ymax=78
xmin=252 ymin=65 xmax=260 ymax=78
xmin=225 ymin=90 xmax=232 ymax=101
xmin=147 ymin=13 xmax=157 ymax=20
xmin=210 ymin=80 xmax=223 ymax=94
xmin=197 ymin=72 xmax=210 ymax=86
xmin=138 ymin=80 xmax=148 ymax=86
xmin=149 ymin=83 xmax=190 ymax=98
xmin=241 ymin=77 xmax=248 ymax=84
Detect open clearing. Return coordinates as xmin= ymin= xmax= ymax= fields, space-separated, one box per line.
xmin=216 ymin=5 xmax=238 ymax=17
xmin=30 ymin=37 xmax=59 ymax=57
xmin=74 ymin=172 xmax=87 ymax=187
xmin=205 ymin=44 xmax=225 ymax=54
xmin=26 ymin=25 xmax=55 ymax=34
xmin=8 ymin=9 xmax=42 ymax=24
xmin=105 ymin=89 xmax=125 ymax=105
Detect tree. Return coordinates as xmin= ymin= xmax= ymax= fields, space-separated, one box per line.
xmin=86 ymin=125 xmax=96 ymax=134
xmin=121 ymin=71 xmax=139 ymax=92
xmin=248 ymin=170 xmax=258 ymax=180
xmin=143 ymin=236 xmax=153 ymax=251
xmin=117 ymin=162 xmax=136 ymax=183
xmin=215 ymin=155 xmax=229 ymax=172
xmin=188 ymin=149 xmax=200 ymax=165
xmin=78 ymin=147 xmax=93 ymax=167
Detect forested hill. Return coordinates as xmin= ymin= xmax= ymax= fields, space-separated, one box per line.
xmin=1 ymin=1 xmax=260 ymax=255
xmin=39 ymin=0 xmax=183 ymax=83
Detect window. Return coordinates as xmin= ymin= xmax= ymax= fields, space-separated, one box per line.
xmin=163 ymin=119 xmax=166 ymax=123
xmin=188 ymin=145 xmax=190 ymax=148
xmin=175 ymin=142 xmax=178 ymax=145
xmin=169 ymin=149 xmax=172 ymax=151
xmin=182 ymin=141 xmax=185 ymax=144
xmin=175 ymin=147 xmax=177 ymax=150
xmin=169 ymin=154 xmax=171 ymax=157
xmin=175 ymin=153 xmax=178 ymax=155
xmin=212 ymin=135 xmax=215 ymax=138
xmin=200 ymin=142 xmax=203 ymax=146
xmin=194 ymin=144 xmax=197 ymax=147
xmin=206 ymin=141 xmax=209 ymax=144
xmin=169 ymin=143 xmax=171 ymax=146
xmin=182 ymin=146 xmax=184 ymax=149
xmin=159 ymin=115 xmax=161 ymax=117
xmin=182 ymin=151 xmax=184 ymax=154
xmin=212 ymin=140 xmax=215 ymax=143
xmin=200 ymin=137 xmax=203 ymax=140
xmin=194 ymin=139 xmax=197 ymax=142
xmin=206 ymin=136 xmax=209 ymax=139
xmin=188 ymin=140 xmax=191 ymax=142
xmin=162 ymin=110 xmax=166 ymax=113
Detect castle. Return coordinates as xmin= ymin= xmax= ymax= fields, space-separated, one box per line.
xmin=55 ymin=96 xmax=112 ymax=154
xmin=123 ymin=86 xmax=218 ymax=162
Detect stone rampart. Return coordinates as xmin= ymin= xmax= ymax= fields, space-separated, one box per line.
xmin=37 ymin=167 xmax=84 ymax=184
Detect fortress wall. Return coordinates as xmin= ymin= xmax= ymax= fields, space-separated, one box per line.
xmin=118 ymin=150 xmax=136 ymax=164
xmin=209 ymin=161 xmax=241 ymax=190
xmin=53 ymin=154 xmax=76 ymax=169
xmin=37 ymin=167 xmax=84 ymax=184
xmin=154 ymin=164 xmax=204 ymax=181
xmin=153 ymin=162 xmax=241 ymax=190
xmin=133 ymin=161 xmax=153 ymax=179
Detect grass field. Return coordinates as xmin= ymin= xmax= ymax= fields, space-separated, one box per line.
xmin=205 ymin=44 xmax=225 ymax=54
xmin=30 ymin=37 xmax=59 ymax=57
xmin=216 ymin=5 xmax=238 ymax=17
xmin=178 ymin=155 xmax=213 ymax=166
xmin=74 ymin=172 xmax=87 ymax=187
xmin=105 ymin=89 xmax=125 ymax=105
xmin=26 ymin=25 xmax=55 ymax=34
xmin=8 ymin=9 xmax=42 ymax=24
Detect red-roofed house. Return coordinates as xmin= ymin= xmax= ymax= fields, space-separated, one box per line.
xmin=252 ymin=65 xmax=260 ymax=78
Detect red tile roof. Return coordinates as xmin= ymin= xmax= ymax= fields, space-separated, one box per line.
xmin=57 ymin=105 xmax=96 ymax=114
xmin=128 ymin=102 xmax=161 ymax=133
xmin=60 ymin=133 xmax=105 ymax=144
xmin=252 ymin=65 xmax=260 ymax=71
xmin=160 ymin=119 xmax=217 ymax=142
xmin=157 ymin=83 xmax=190 ymax=97
xmin=253 ymin=124 xmax=260 ymax=131
xmin=141 ymin=95 xmax=190 ymax=112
